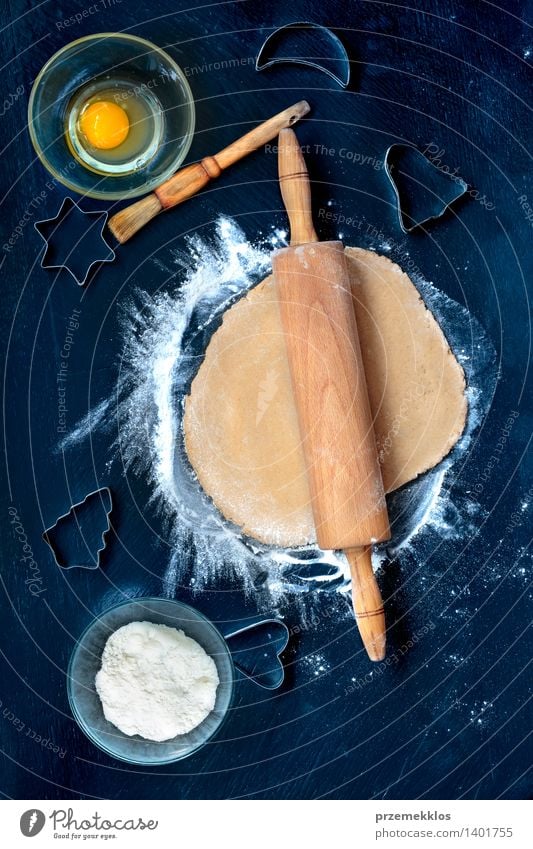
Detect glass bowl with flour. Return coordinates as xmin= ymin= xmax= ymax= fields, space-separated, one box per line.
xmin=67 ymin=598 xmax=234 ymax=764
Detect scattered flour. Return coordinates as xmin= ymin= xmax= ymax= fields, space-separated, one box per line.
xmin=57 ymin=217 xmax=516 ymax=728
xmin=59 ymin=217 xmax=499 ymax=629
xmin=95 ymin=621 xmax=219 ymax=741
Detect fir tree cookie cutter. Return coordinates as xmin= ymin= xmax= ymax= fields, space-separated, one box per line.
xmin=43 ymin=487 xmax=113 ymax=570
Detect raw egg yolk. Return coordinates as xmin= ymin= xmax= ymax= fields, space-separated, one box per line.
xmin=79 ymin=101 xmax=129 ymax=150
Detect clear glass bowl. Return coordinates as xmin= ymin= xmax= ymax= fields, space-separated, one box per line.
xmin=67 ymin=598 xmax=234 ymax=764
xmin=28 ymin=33 xmax=195 ymax=200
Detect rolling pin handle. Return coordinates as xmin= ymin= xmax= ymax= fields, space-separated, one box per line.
xmin=278 ymin=128 xmax=318 ymax=246
xmin=275 ymin=128 xmax=390 ymax=662
xmin=345 ymin=546 xmax=386 ymax=661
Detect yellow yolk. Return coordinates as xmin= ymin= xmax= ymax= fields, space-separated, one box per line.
xmin=79 ymin=101 xmax=129 ymax=150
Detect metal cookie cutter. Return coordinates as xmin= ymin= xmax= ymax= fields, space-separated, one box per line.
xmin=35 ymin=197 xmax=115 ymax=286
xmin=43 ymin=487 xmax=113 ymax=570
xmin=256 ymin=21 xmax=351 ymax=89
xmin=224 ymin=618 xmax=289 ymax=689
xmin=385 ymin=143 xmax=468 ymax=233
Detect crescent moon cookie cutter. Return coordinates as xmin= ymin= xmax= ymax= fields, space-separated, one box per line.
xmin=385 ymin=143 xmax=468 ymax=233
xmin=35 ymin=196 xmax=115 ymax=286
xmin=256 ymin=22 xmax=351 ymax=89
xmin=42 ymin=487 xmax=113 ymax=570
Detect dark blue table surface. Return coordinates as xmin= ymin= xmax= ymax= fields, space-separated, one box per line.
xmin=1 ymin=0 xmax=532 ymax=800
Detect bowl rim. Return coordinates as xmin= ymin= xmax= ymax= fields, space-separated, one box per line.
xmin=27 ymin=32 xmax=195 ymax=200
xmin=67 ymin=596 xmax=235 ymax=765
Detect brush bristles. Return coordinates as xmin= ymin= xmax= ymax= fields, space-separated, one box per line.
xmin=108 ymin=194 xmax=163 ymax=244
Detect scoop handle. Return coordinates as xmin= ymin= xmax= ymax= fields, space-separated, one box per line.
xmin=278 ymin=128 xmax=318 ymax=245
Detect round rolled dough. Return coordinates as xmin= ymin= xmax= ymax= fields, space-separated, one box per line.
xmin=184 ymin=247 xmax=467 ymax=547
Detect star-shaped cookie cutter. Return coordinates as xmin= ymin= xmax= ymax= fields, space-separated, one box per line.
xmin=35 ymin=197 xmax=115 ymax=285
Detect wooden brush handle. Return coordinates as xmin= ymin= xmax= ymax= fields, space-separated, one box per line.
xmin=155 ymin=100 xmax=310 ymax=210
xmin=216 ymin=100 xmax=310 ymax=170
xmin=278 ymin=128 xmax=318 ymax=245
xmin=155 ymin=158 xmax=219 ymax=209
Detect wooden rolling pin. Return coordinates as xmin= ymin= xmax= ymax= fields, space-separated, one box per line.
xmin=108 ymin=100 xmax=310 ymax=244
xmin=272 ymin=129 xmax=391 ymax=661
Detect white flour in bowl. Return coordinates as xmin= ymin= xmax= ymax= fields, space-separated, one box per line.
xmin=95 ymin=621 xmax=219 ymax=742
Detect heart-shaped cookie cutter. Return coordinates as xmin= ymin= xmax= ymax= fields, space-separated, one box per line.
xmin=224 ymin=618 xmax=289 ymax=689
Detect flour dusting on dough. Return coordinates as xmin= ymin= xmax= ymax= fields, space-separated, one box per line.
xmin=59 ymin=218 xmax=498 ymax=623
